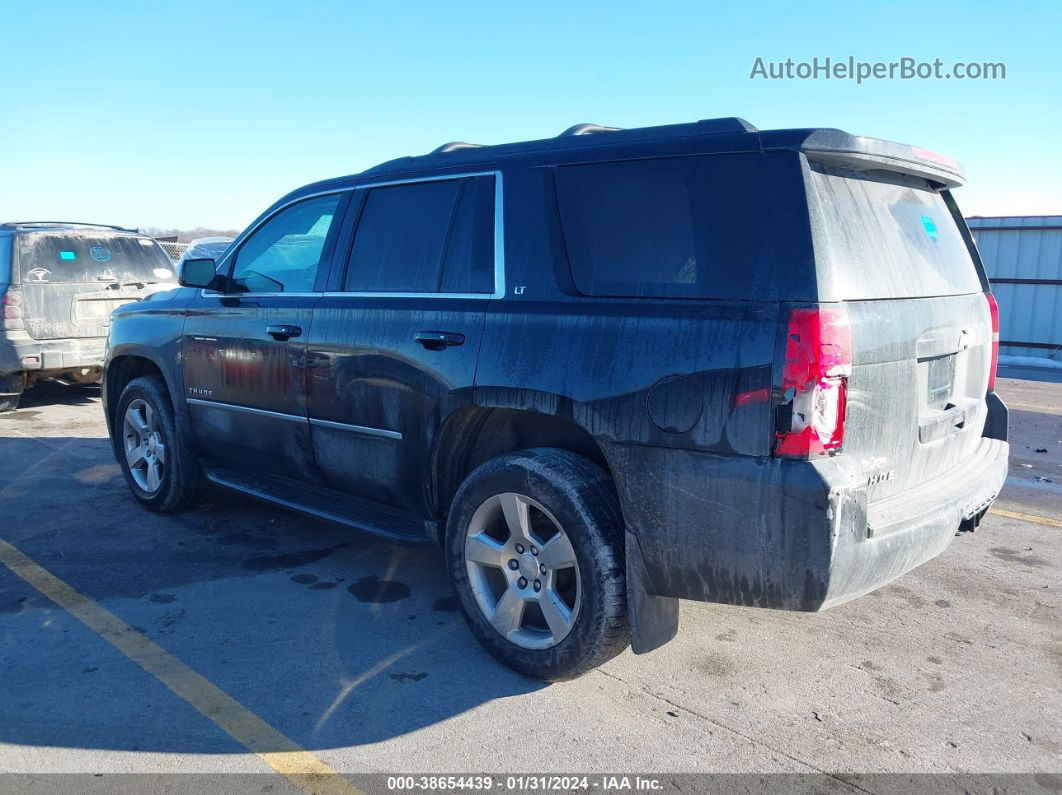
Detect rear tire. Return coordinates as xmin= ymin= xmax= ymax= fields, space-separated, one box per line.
xmin=114 ymin=375 xmax=203 ymax=512
xmin=0 ymin=373 xmax=22 ymax=412
xmin=446 ymin=448 xmax=630 ymax=681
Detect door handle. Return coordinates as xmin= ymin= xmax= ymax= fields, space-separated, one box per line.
xmin=266 ymin=324 xmax=302 ymax=341
xmin=415 ymin=331 xmax=465 ymax=350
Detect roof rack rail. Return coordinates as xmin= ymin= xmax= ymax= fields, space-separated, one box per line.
xmin=558 ymin=123 xmax=623 ymax=137
xmin=431 ymin=141 xmax=485 ymax=154
xmin=0 ymin=220 xmax=139 ymax=232
xmin=695 ymin=117 xmax=758 ymax=133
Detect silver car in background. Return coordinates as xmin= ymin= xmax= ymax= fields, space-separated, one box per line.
xmin=175 ymin=237 xmax=233 ymax=279
xmin=0 ymin=222 xmax=177 ymax=411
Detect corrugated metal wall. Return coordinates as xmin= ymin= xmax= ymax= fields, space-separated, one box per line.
xmin=967 ymin=216 xmax=1062 ymax=362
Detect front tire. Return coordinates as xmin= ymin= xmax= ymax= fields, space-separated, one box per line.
xmin=114 ymin=376 xmax=202 ymax=512
xmin=446 ymin=448 xmax=630 ymax=681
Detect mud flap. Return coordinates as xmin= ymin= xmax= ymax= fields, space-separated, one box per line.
xmin=983 ymin=391 xmax=1008 ymax=442
xmin=625 ymin=529 xmax=679 ymax=653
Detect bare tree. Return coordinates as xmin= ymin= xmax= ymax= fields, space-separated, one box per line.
xmin=142 ymin=226 xmax=240 ymax=243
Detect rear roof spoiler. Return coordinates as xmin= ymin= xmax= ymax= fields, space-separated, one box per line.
xmin=763 ymin=128 xmax=965 ymax=188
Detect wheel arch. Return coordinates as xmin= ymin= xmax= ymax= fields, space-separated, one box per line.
xmin=430 ymin=393 xmax=680 ymax=656
xmin=429 ymin=404 xmax=614 ymax=540
xmin=103 ymin=351 xmax=175 ymax=451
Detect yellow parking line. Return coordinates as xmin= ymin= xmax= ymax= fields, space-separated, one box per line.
xmin=0 ymin=537 xmax=361 ymax=795
xmin=989 ymin=508 xmax=1062 ymax=529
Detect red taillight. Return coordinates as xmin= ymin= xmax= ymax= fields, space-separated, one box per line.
xmin=773 ymin=306 xmax=851 ymax=459
xmin=1 ymin=287 xmax=23 ymax=329
xmin=986 ymin=292 xmax=999 ymax=392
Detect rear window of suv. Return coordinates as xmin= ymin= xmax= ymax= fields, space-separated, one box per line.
xmin=17 ymin=234 xmax=175 ymax=284
xmin=554 ymin=152 xmax=811 ymax=301
xmin=807 ymin=163 xmax=983 ymax=299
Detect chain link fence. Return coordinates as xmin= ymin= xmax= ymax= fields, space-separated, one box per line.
xmin=156 ymin=241 xmax=190 ymax=263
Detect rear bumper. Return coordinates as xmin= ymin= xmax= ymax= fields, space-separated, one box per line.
xmin=0 ymin=336 xmax=107 ymax=378
xmin=821 ymin=437 xmax=1007 ymax=609
xmin=609 ymin=435 xmax=1009 ymax=612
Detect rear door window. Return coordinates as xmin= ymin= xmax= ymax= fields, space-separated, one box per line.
xmin=807 ymin=163 xmax=983 ymax=299
xmin=16 ymin=234 xmax=175 ymax=284
xmin=554 ymin=153 xmax=805 ymax=300
xmin=439 ymin=177 xmax=495 ymax=294
xmin=344 ymin=176 xmax=495 ymax=294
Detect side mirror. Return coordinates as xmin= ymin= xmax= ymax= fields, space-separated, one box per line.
xmin=179 ymin=258 xmax=220 ymax=289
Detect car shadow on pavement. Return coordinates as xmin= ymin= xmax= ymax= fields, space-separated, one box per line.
xmin=14 ymin=380 xmax=102 ymax=410
xmin=0 ymin=434 xmax=544 ymax=755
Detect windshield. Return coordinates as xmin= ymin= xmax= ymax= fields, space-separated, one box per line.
xmin=17 ymin=233 xmax=176 ymax=284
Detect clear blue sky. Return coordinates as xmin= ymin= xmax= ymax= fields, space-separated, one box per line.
xmin=2 ymin=0 xmax=1059 ymax=230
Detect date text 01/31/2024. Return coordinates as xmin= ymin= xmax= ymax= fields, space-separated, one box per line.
xmin=385 ymin=776 xmax=664 ymax=791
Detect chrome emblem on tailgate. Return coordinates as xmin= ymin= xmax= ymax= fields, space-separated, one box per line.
xmin=867 ymin=469 xmax=894 ymax=486
xmin=863 ymin=457 xmax=895 ymax=486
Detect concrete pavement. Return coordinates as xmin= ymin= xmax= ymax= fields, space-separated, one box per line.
xmin=0 ymin=378 xmax=1058 ymax=786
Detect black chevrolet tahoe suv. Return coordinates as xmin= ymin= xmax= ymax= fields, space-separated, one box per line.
xmin=103 ymin=117 xmax=1009 ymax=680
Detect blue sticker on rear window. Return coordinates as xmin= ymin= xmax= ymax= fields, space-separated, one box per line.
xmin=920 ymin=215 xmax=938 ymax=239
xmin=89 ymin=246 xmax=112 ymax=262
xmin=59 ymin=250 xmax=76 ymax=260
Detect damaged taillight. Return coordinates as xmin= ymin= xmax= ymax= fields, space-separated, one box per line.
xmin=773 ymin=306 xmax=851 ymax=458
xmin=985 ymin=292 xmax=999 ymax=393
xmin=1 ymin=287 xmax=23 ymax=331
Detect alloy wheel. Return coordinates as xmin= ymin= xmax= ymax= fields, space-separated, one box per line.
xmin=123 ymin=398 xmax=166 ymax=494
xmin=464 ymin=492 xmax=581 ymax=650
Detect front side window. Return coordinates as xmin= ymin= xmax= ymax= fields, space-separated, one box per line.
xmin=230 ymin=193 xmax=341 ymax=293
xmin=344 ymin=176 xmax=494 ymax=294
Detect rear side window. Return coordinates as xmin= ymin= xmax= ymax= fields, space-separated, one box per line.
xmin=344 ymin=176 xmax=494 ymax=294
xmin=808 ymin=163 xmax=983 ymax=299
xmin=0 ymin=236 xmax=11 ymax=284
xmin=554 ymin=153 xmax=799 ymax=300
xmin=16 ymin=234 xmax=174 ymax=284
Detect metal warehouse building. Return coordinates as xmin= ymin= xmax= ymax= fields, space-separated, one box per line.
xmin=968 ymin=216 xmax=1062 ymax=364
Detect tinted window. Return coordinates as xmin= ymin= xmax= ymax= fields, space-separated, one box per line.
xmin=555 ymin=154 xmax=797 ymax=300
xmin=16 ymin=234 xmax=175 ymax=284
xmin=231 ymin=194 xmax=341 ymax=293
xmin=808 ymin=164 xmax=982 ymax=299
xmin=440 ymin=177 xmax=495 ymax=293
xmin=0 ymin=236 xmax=12 ymax=284
xmin=344 ymin=176 xmax=494 ymax=294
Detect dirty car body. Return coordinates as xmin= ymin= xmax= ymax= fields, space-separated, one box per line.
xmin=102 ymin=118 xmax=1009 ymax=676
xmin=0 ymin=222 xmax=177 ymax=410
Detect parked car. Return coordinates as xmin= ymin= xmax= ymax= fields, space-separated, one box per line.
xmin=175 ymin=236 xmax=233 ymax=276
xmin=102 ymin=118 xmax=1009 ymax=680
xmin=0 ymin=222 xmax=177 ymax=411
